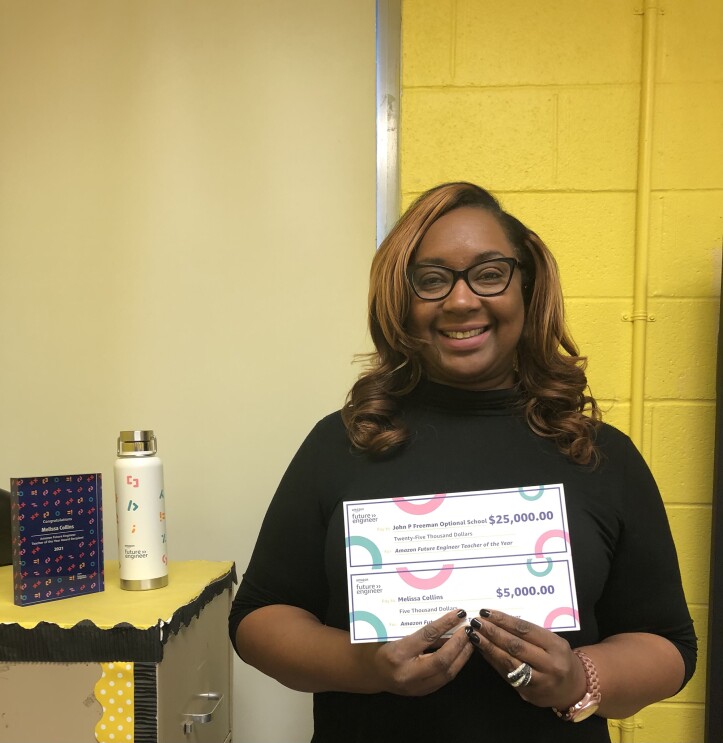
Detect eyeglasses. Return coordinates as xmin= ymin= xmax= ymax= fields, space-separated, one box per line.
xmin=406 ymin=257 xmax=520 ymax=301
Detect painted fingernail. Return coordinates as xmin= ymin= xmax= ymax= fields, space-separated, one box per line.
xmin=479 ymin=608 xmax=491 ymax=618
xmin=465 ymin=627 xmax=480 ymax=645
xmin=470 ymin=617 xmax=482 ymax=630
xmin=457 ymin=609 xmax=467 ymax=619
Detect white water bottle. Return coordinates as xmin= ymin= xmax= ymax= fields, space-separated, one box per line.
xmin=114 ymin=430 xmax=169 ymax=590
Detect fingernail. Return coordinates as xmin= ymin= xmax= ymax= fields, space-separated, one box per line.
xmin=465 ymin=627 xmax=480 ymax=645
xmin=456 ymin=609 xmax=467 ymax=619
xmin=479 ymin=608 xmax=491 ymax=618
xmin=470 ymin=617 xmax=482 ymax=630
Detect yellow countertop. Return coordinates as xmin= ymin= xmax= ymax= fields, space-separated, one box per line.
xmin=0 ymin=560 xmax=235 ymax=630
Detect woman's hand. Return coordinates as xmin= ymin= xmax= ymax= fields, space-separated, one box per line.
xmin=236 ymin=604 xmax=474 ymax=696
xmin=464 ymin=608 xmax=586 ymax=710
xmin=361 ymin=608 xmax=475 ymax=697
xmin=464 ymin=610 xmax=687 ymax=718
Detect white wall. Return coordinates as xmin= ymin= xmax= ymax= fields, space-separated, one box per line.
xmin=0 ymin=2 xmax=376 ymax=740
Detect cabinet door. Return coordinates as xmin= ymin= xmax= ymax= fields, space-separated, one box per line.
xmin=157 ymin=588 xmax=232 ymax=743
xmin=0 ymin=662 xmax=101 ymax=743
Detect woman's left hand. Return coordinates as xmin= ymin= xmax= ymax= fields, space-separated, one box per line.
xmin=465 ymin=608 xmax=586 ymax=709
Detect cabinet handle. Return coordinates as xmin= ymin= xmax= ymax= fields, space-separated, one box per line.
xmin=182 ymin=692 xmax=223 ymax=734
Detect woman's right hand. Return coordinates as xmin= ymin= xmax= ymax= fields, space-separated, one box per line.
xmin=236 ymin=604 xmax=473 ymax=695
xmin=359 ymin=609 xmax=474 ymax=696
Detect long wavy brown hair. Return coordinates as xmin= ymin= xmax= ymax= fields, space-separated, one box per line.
xmin=341 ymin=182 xmax=601 ymax=466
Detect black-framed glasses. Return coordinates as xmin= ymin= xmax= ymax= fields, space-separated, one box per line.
xmin=406 ymin=257 xmax=520 ymax=301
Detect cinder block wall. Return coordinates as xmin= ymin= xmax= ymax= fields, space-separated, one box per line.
xmin=400 ymin=1 xmax=722 ymax=741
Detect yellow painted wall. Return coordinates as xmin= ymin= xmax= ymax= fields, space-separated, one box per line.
xmin=401 ymin=1 xmax=722 ymax=741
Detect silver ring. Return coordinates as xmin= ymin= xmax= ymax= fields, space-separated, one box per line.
xmin=519 ymin=666 xmax=532 ymax=687
xmin=507 ymin=662 xmax=532 ymax=687
xmin=506 ymin=662 xmax=528 ymax=681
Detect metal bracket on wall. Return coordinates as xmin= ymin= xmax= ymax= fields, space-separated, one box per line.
xmin=633 ymin=7 xmax=664 ymax=15
xmin=621 ymin=313 xmax=656 ymax=322
xmin=609 ymin=717 xmax=644 ymax=735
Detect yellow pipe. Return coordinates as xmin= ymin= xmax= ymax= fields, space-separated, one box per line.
xmin=629 ymin=0 xmax=659 ymax=447
xmin=620 ymin=2 xmax=660 ymax=743
xmin=612 ymin=716 xmax=642 ymax=743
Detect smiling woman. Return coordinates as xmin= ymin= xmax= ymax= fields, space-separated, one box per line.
xmin=229 ymin=182 xmax=697 ymax=743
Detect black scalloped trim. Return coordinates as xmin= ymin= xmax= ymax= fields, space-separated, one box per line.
xmin=133 ymin=662 xmax=158 ymax=742
xmin=0 ymin=564 xmax=236 ymax=662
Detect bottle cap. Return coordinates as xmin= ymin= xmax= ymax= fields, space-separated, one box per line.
xmin=117 ymin=430 xmax=157 ymax=456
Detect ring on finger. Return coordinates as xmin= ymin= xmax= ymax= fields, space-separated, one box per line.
xmin=507 ymin=662 xmax=532 ymax=688
xmin=510 ymin=666 xmax=532 ymax=688
xmin=506 ymin=662 xmax=527 ymax=681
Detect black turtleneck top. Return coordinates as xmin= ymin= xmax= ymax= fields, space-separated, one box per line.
xmin=229 ymin=382 xmax=696 ymax=743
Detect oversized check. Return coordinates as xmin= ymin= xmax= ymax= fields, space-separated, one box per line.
xmin=343 ymin=484 xmax=580 ymax=643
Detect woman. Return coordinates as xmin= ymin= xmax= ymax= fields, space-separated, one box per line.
xmin=229 ymin=182 xmax=696 ymax=742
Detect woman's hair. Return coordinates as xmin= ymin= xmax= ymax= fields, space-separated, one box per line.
xmin=341 ymin=181 xmax=601 ymax=466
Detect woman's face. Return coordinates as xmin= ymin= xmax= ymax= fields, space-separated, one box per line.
xmin=406 ymin=206 xmax=525 ymax=391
